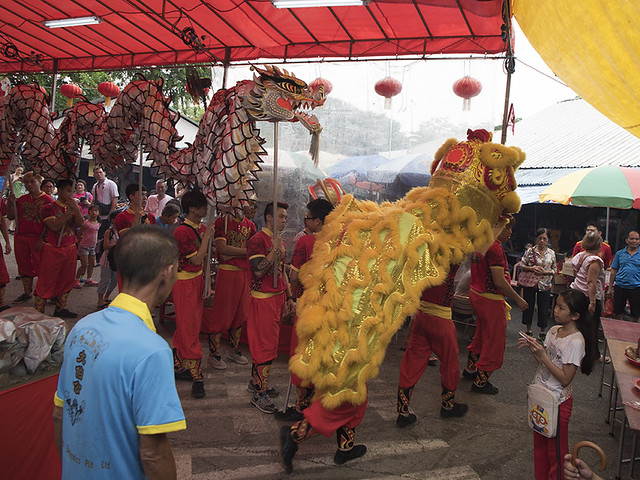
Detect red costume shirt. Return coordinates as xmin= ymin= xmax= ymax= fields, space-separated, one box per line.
xmin=572 ymin=241 xmax=613 ymax=268
xmin=114 ymin=208 xmax=156 ymax=235
xmin=41 ymin=201 xmax=78 ymax=247
xmin=214 ymin=215 xmax=256 ymax=269
xmin=247 ymin=228 xmax=287 ymax=293
xmin=174 ymin=219 xmax=206 ymax=275
xmin=15 ymin=192 xmax=54 ymax=236
xmin=470 ymin=241 xmax=509 ymax=296
xmin=421 ymin=264 xmax=460 ymax=307
xmin=290 ymin=234 xmax=315 ymax=298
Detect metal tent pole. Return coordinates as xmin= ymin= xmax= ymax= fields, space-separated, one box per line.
xmin=272 ymin=122 xmax=279 ymax=288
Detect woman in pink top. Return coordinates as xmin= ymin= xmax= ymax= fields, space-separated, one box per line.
xmin=75 ymin=205 xmax=100 ymax=287
xmin=73 ymin=180 xmax=94 ymax=216
xmin=570 ymin=231 xmax=607 ymax=363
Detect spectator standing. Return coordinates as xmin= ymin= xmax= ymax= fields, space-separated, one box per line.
xmin=73 ymin=180 xmax=93 ymax=216
xmin=96 ymin=211 xmax=119 ymax=310
xmin=608 ymin=230 xmax=640 ymax=322
xmin=91 ymin=167 xmax=119 ymax=240
xmin=75 ymin=205 xmax=101 ymax=288
xmin=572 ymin=222 xmax=613 ymax=268
xmin=41 ymin=179 xmax=58 ymax=201
xmin=520 ymin=228 xmax=557 ymax=340
xmin=53 ymin=225 xmax=186 ymax=479
xmin=145 ymin=179 xmax=173 ymax=218
xmin=6 ymin=172 xmax=54 ymax=303
xmin=156 ymin=203 xmax=181 ymax=230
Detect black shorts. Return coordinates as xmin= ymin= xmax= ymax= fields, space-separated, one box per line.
xmin=613 ymin=285 xmax=640 ymax=317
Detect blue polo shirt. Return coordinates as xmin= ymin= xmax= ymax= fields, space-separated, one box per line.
xmin=54 ymin=293 xmax=186 ymax=479
xmin=611 ymin=248 xmax=640 ymax=288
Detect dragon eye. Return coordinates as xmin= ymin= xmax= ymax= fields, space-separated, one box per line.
xmin=280 ymin=82 xmax=303 ymax=94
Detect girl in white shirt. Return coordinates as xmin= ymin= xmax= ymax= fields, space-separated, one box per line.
xmin=518 ymin=289 xmax=597 ymax=480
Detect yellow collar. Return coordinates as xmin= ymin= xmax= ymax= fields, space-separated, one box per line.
xmin=262 ymin=227 xmax=273 ymax=236
xmin=184 ymin=218 xmax=201 ymax=229
xmin=55 ymin=199 xmax=66 ymax=208
xmin=125 ymin=207 xmax=135 ymax=214
xmin=110 ymin=293 xmax=156 ymax=333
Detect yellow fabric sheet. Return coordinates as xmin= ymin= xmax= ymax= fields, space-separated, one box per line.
xmin=513 ymin=0 xmax=640 ymax=138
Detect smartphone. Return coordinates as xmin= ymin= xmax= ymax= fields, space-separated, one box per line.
xmin=519 ymin=331 xmax=533 ymax=341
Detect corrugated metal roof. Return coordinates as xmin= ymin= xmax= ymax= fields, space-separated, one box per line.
xmin=515 ymin=168 xmax=579 ymax=187
xmin=506 ymin=98 xmax=640 ymax=169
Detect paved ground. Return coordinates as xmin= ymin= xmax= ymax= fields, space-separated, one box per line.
xmin=3 ymin=251 xmax=626 ymax=479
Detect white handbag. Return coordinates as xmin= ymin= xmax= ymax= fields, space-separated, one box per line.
xmin=527 ymin=383 xmax=559 ymax=438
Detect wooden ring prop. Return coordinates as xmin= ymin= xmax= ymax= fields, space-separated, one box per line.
xmin=571 ymin=441 xmax=607 ymax=470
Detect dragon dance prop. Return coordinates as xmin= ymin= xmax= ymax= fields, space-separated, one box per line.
xmin=0 ymin=66 xmax=325 ymax=215
xmin=290 ymin=129 xmax=525 ymax=410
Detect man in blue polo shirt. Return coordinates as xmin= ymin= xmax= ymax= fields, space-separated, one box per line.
xmin=53 ymin=225 xmax=185 ymax=479
xmin=609 ymin=230 xmax=640 ymax=323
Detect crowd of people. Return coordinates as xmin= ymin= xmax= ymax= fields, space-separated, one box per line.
xmin=5 ymin=166 xmax=631 ymax=478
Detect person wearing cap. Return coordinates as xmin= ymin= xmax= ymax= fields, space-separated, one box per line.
xmin=34 ymin=179 xmax=85 ymax=318
xmin=204 ymin=198 xmax=256 ymax=370
xmin=6 ymin=171 xmax=54 ymax=303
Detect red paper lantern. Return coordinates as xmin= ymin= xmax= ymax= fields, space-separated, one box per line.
xmin=60 ymin=83 xmax=83 ymax=107
xmin=309 ymin=78 xmax=333 ymax=96
xmin=374 ymin=77 xmax=402 ymax=109
xmin=452 ymin=76 xmax=482 ymax=110
xmin=98 ymin=81 xmax=120 ymax=107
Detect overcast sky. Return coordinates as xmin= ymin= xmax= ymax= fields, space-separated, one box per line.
xmin=219 ymin=21 xmax=576 ymax=140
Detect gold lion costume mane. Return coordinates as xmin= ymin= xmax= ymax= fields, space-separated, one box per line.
xmin=289 ymin=129 xmax=525 ymax=410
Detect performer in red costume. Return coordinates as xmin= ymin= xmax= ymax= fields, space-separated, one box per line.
xmin=172 ymin=191 xmax=215 ymax=399
xmin=6 ymin=172 xmax=54 ymax=303
xmin=0 ymin=198 xmax=12 ymax=310
xmin=247 ymin=202 xmax=294 ymax=414
xmin=276 ymin=198 xmax=335 ymax=422
xmin=464 ymin=217 xmax=528 ymax=394
xmin=205 ymin=198 xmax=256 ymax=370
xmin=572 ymin=222 xmax=613 ymax=268
xmin=34 ymin=179 xmax=85 ymax=318
xmin=114 ymin=183 xmax=156 ymax=235
xmin=396 ymin=265 xmax=468 ymax=427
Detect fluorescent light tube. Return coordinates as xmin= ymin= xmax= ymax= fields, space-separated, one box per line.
xmin=272 ymin=0 xmax=368 ymax=8
xmin=43 ymin=16 xmax=102 ymax=28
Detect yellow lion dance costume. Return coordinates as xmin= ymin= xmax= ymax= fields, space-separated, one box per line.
xmin=290 ymin=129 xmax=525 ymax=410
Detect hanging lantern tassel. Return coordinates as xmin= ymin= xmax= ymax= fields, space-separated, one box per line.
xmin=374 ymin=77 xmax=402 ymax=110
xmin=60 ymin=83 xmax=83 ymax=108
xmin=453 ymin=76 xmax=482 ymax=111
xmin=98 ymin=81 xmax=121 ymax=107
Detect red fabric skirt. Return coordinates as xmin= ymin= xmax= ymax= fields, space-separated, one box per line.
xmin=247 ymin=293 xmax=285 ymax=364
xmin=399 ymin=310 xmax=460 ymax=392
xmin=205 ymin=268 xmax=250 ymax=333
xmin=0 ymin=248 xmax=9 ymax=285
xmin=34 ymin=244 xmax=76 ymax=299
xmin=172 ymin=274 xmax=205 ymax=360
xmin=14 ymin=234 xmax=41 ymax=278
xmin=304 ymin=395 xmax=368 ymax=437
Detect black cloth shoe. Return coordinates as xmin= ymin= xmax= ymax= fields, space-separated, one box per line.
xmin=191 ymin=380 xmax=205 ymax=399
xmin=471 ymin=381 xmax=499 ymax=395
xmin=279 ymin=426 xmax=298 ymax=474
xmin=13 ymin=293 xmax=31 ymax=303
xmin=462 ymin=369 xmax=476 ymax=380
xmin=0 ymin=305 xmax=11 ymax=313
xmin=247 ymin=381 xmax=279 ymax=398
xmin=54 ymin=308 xmax=78 ymax=319
xmin=275 ymin=407 xmax=304 ymax=422
xmin=440 ymin=403 xmax=469 ymax=418
xmin=175 ymin=369 xmax=192 ymax=381
xmin=334 ymin=445 xmax=367 ymax=465
xmin=396 ymin=413 xmax=417 ymax=428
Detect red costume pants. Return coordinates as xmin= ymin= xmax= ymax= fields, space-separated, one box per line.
xmin=0 ymin=250 xmax=9 ymax=285
xmin=399 ymin=311 xmax=460 ymax=392
xmin=172 ymin=274 xmax=205 ymax=361
xmin=14 ymin=234 xmax=41 ymax=278
xmin=34 ymin=244 xmax=76 ymax=300
xmin=468 ymin=290 xmax=508 ymax=373
xmin=247 ymin=292 xmax=285 ymax=365
xmin=206 ymin=268 xmax=250 ymax=333
xmin=304 ymin=396 xmax=368 ymax=437
xmin=534 ymin=396 xmax=572 ymax=480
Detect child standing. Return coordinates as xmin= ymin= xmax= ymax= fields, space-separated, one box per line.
xmin=75 ymin=205 xmax=100 ymax=288
xmin=518 ymin=289 xmax=596 ymax=480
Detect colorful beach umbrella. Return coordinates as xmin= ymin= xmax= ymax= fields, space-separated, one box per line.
xmin=539 ymin=165 xmax=640 ymax=240
xmin=539 ymin=166 xmax=640 ymax=209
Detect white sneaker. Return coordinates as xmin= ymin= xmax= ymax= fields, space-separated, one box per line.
xmin=208 ymin=354 xmax=227 ymax=370
xmin=227 ymin=350 xmax=249 ymax=365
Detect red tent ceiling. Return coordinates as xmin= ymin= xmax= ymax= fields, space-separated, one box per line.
xmin=0 ymin=0 xmax=507 ymax=74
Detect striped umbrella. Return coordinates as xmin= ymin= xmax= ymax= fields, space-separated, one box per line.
xmin=539 ymin=165 xmax=640 ymax=240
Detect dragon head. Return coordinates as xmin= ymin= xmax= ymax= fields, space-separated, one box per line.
xmin=243 ymin=65 xmax=324 ymax=136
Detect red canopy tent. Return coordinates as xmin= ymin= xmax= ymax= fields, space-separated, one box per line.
xmin=0 ymin=0 xmax=508 ymax=74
